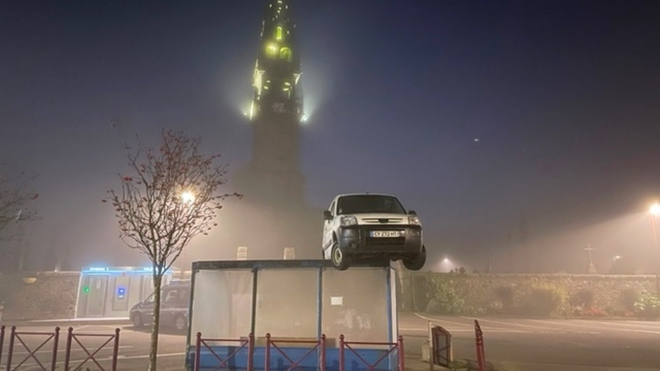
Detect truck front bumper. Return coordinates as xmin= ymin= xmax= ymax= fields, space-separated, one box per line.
xmin=337 ymin=224 xmax=423 ymax=257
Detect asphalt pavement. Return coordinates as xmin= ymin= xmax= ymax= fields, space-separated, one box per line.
xmin=400 ymin=313 xmax=660 ymax=371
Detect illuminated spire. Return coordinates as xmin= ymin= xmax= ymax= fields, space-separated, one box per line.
xmin=250 ymin=0 xmax=303 ymax=121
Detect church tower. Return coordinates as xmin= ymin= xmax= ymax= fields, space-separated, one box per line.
xmin=236 ymin=0 xmax=305 ymax=211
xmin=223 ymin=0 xmax=320 ymax=259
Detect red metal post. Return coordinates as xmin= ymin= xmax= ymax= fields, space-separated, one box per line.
xmin=112 ymin=328 xmax=120 ymax=371
xmin=0 ymin=325 xmax=5 ymax=366
xmin=51 ymin=327 xmax=61 ymax=371
xmin=264 ymin=333 xmax=271 ymax=371
xmin=398 ymin=335 xmax=405 ymax=371
xmin=6 ymin=326 xmax=16 ymax=371
xmin=474 ymin=320 xmax=485 ymax=371
xmin=64 ymin=327 xmax=73 ymax=371
xmin=320 ymin=334 xmax=326 ymax=371
xmin=194 ymin=332 xmax=202 ymax=371
xmin=338 ymin=334 xmax=345 ymax=371
xmin=247 ymin=333 xmax=254 ymax=371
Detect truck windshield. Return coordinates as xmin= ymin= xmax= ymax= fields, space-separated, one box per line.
xmin=337 ymin=195 xmax=406 ymax=215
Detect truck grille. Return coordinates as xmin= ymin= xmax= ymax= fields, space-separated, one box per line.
xmin=364 ymin=236 xmax=406 ymax=251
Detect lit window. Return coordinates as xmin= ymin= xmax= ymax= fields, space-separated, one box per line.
xmin=280 ymin=47 xmax=292 ymax=62
xmin=276 ymin=26 xmax=283 ymax=40
xmin=266 ymin=43 xmax=278 ymax=56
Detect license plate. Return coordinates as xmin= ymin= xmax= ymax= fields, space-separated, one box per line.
xmin=370 ymin=230 xmax=401 ymax=238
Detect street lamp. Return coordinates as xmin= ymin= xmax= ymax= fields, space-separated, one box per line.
xmin=649 ymin=203 xmax=660 ymax=275
xmin=649 ymin=203 xmax=659 ymax=248
xmin=180 ymin=190 xmax=195 ymax=204
xmin=650 ymin=203 xmax=660 ymax=216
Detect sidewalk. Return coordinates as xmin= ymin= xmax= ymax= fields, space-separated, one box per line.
xmin=406 ymin=357 xmax=660 ymax=371
xmin=0 ymin=316 xmax=131 ymax=327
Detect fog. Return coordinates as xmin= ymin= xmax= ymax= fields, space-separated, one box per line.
xmin=2 ymin=1 xmax=659 ymax=273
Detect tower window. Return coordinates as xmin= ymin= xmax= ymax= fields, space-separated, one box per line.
xmin=266 ymin=43 xmax=278 ymax=56
xmin=280 ymin=47 xmax=292 ymax=62
xmin=276 ymin=26 xmax=283 ymax=40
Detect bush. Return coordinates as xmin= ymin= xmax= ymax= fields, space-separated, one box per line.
xmin=634 ymin=293 xmax=660 ymax=319
xmin=411 ymin=275 xmax=431 ymax=312
xmin=621 ymin=288 xmax=638 ymax=311
xmin=521 ymin=284 xmax=567 ymax=317
xmin=425 ymin=276 xmax=465 ymax=314
xmin=581 ymin=306 xmax=607 ymax=317
xmin=572 ymin=288 xmax=595 ymax=309
xmin=494 ymin=286 xmax=515 ymax=314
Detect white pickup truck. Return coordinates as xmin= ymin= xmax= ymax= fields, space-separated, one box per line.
xmin=322 ymin=193 xmax=426 ymax=271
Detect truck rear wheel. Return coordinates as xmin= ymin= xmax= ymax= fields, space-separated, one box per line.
xmin=403 ymin=245 xmax=426 ymax=271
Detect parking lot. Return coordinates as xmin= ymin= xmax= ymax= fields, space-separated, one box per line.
xmin=400 ymin=313 xmax=660 ymax=370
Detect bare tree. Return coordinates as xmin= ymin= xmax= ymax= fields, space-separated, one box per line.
xmin=0 ymin=168 xmax=38 ymax=268
xmin=106 ymin=129 xmax=239 ymax=371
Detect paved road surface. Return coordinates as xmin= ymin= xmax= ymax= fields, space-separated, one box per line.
xmin=2 ymin=314 xmax=660 ymax=370
xmin=400 ymin=313 xmax=660 ymax=370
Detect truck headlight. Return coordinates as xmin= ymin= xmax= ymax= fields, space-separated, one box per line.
xmin=340 ymin=215 xmax=358 ymax=226
xmin=408 ymin=216 xmax=421 ymax=225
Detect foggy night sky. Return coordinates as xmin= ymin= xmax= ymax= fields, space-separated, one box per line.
xmin=1 ymin=0 xmax=660 ymax=273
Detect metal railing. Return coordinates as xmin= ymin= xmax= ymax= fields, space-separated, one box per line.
xmin=431 ymin=324 xmax=452 ymax=368
xmin=338 ymin=334 xmax=404 ymax=371
xmin=4 ymin=326 xmax=61 ymax=371
xmin=193 ymin=332 xmax=254 ymax=371
xmin=264 ymin=333 xmax=326 ymax=371
xmin=63 ymin=327 xmax=120 ymax=371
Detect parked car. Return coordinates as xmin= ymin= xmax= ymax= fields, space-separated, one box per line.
xmin=322 ymin=193 xmax=426 ymax=271
xmin=129 ymin=280 xmax=190 ymax=332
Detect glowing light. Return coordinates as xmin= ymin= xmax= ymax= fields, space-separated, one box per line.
xmin=301 ymin=114 xmax=308 ymax=122
xmin=650 ymin=203 xmax=660 ymax=216
xmin=181 ymin=191 xmax=195 ymax=204
xmin=266 ymin=43 xmax=278 ymax=56
xmin=276 ymin=26 xmax=283 ymax=40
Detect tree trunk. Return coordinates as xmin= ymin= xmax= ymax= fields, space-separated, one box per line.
xmin=149 ymin=273 xmax=163 ymax=371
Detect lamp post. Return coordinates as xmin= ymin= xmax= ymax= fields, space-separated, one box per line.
xmin=650 ymin=203 xmax=660 ymax=275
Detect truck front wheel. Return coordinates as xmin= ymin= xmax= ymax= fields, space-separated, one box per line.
xmin=331 ymin=242 xmax=351 ymax=270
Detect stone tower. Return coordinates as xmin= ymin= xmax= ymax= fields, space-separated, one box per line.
xmin=235 ymin=0 xmax=305 ymax=211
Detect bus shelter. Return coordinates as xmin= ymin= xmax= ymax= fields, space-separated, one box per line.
xmin=186 ymin=260 xmax=399 ymax=371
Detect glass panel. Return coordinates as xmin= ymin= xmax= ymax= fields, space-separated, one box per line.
xmin=322 ymin=267 xmax=390 ymax=347
xmin=190 ymin=269 xmax=253 ymax=342
xmin=255 ymin=268 xmax=318 ymax=339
